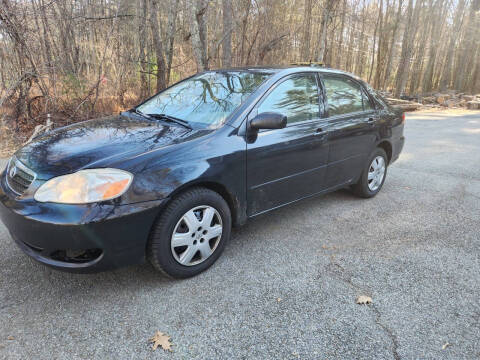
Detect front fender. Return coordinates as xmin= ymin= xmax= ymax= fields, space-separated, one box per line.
xmin=116 ymin=125 xmax=247 ymax=225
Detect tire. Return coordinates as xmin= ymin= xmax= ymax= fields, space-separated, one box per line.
xmin=352 ymin=148 xmax=388 ymax=198
xmin=148 ymin=187 xmax=231 ymax=278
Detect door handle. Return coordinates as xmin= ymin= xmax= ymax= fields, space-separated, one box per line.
xmin=367 ymin=117 xmax=375 ymax=124
xmin=314 ymin=128 xmax=324 ymax=135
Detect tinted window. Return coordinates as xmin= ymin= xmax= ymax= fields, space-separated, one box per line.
xmin=138 ymin=71 xmax=270 ymax=128
xmin=323 ymin=76 xmax=363 ymax=116
xmin=258 ymin=75 xmax=320 ymax=124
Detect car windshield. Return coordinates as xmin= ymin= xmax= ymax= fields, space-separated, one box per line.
xmin=137 ymin=71 xmax=271 ymax=129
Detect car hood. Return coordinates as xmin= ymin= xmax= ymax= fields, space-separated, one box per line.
xmin=15 ymin=113 xmax=208 ymax=179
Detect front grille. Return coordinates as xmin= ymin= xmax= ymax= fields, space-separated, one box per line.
xmin=50 ymin=249 xmax=103 ymax=264
xmin=6 ymin=157 xmax=36 ymax=195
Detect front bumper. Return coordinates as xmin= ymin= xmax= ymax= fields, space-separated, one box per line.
xmin=0 ymin=174 xmax=167 ymax=273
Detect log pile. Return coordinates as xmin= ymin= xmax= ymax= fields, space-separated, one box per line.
xmin=380 ymin=91 xmax=480 ymax=111
xmin=385 ymin=97 xmax=422 ymax=112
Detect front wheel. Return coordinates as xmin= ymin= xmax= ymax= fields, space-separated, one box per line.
xmin=148 ymin=187 xmax=231 ymax=278
xmin=352 ymin=148 xmax=388 ymax=198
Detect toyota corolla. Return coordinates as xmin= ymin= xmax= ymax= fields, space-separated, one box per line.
xmin=0 ymin=66 xmax=404 ymax=278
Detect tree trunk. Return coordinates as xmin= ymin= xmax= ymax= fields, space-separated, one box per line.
xmin=315 ymin=0 xmax=333 ymax=63
xmin=439 ymin=0 xmax=466 ymax=90
xmin=138 ymin=0 xmax=148 ymax=98
xmin=149 ymin=0 xmax=166 ymax=92
xmin=394 ymin=0 xmax=417 ymax=97
xmin=239 ymin=0 xmax=251 ymax=65
xmin=422 ymin=0 xmax=447 ymax=93
xmin=409 ymin=0 xmax=429 ymax=94
xmin=354 ymin=0 xmax=367 ymax=77
xmin=382 ymin=0 xmax=403 ymax=90
xmin=368 ymin=2 xmax=381 ymax=84
xmin=335 ymin=0 xmax=347 ymax=68
xmin=222 ymin=0 xmax=233 ymax=67
xmin=165 ymin=0 xmax=179 ymax=84
xmin=454 ymin=0 xmax=480 ymax=91
xmin=190 ymin=0 xmax=209 ymax=71
xmin=301 ymin=0 xmax=313 ymax=60
xmin=345 ymin=6 xmax=357 ymax=73
xmin=373 ymin=0 xmax=385 ymax=88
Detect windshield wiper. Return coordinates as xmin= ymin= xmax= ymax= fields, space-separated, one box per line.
xmin=147 ymin=113 xmax=192 ymax=130
xmin=130 ymin=108 xmax=152 ymax=120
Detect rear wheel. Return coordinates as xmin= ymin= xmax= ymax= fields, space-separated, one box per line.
xmin=352 ymin=148 xmax=388 ymax=198
xmin=148 ymin=187 xmax=231 ymax=278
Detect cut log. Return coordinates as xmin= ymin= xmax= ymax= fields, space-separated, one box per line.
xmin=461 ymin=95 xmax=476 ymax=102
xmin=391 ymin=103 xmax=422 ymax=112
xmin=385 ymin=97 xmax=417 ymax=105
xmin=466 ymin=101 xmax=480 ymax=110
xmin=445 ymin=99 xmax=460 ymax=108
xmin=421 ymin=96 xmax=436 ymax=104
xmin=385 ymin=97 xmax=422 ymax=112
xmin=435 ymin=94 xmax=450 ymax=105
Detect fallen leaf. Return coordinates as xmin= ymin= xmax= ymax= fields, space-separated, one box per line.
xmin=442 ymin=342 xmax=451 ymax=350
xmin=322 ymin=244 xmax=328 ymax=249
xmin=6 ymin=336 xmax=14 ymax=341
xmin=149 ymin=331 xmax=173 ymax=352
xmin=277 ymin=297 xmax=282 ymax=302
xmin=356 ymin=295 xmax=372 ymax=305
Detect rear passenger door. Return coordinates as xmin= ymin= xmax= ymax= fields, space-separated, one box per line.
xmin=320 ymin=74 xmax=377 ymax=188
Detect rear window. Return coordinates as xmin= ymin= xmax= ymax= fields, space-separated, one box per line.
xmin=323 ymin=76 xmax=364 ymax=116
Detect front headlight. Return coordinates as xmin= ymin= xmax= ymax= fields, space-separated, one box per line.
xmin=34 ymin=168 xmax=133 ymax=204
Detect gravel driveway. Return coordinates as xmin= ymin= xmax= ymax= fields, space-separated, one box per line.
xmin=1 ymin=110 xmax=480 ymax=359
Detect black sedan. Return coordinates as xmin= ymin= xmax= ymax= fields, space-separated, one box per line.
xmin=0 ymin=66 xmax=405 ymax=278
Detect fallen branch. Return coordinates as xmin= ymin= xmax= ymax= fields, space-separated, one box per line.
xmin=25 ymin=115 xmax=53 ymax=144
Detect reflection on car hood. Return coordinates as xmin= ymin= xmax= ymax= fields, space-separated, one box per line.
xmin=14 ymin=114 xmax=207 ymax=179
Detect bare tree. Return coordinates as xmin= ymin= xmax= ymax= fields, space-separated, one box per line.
xmin=0 ymin=0 xmax=478 ymax=139
xmin=394 ymin=0 xmax=420 ymax=97
xmin=301 ymin=0 xmax=313 ymax=61
xmin=165 ymin=0 xmax=179 ymax=84
xmin=190 ymin=0 xmax=209 ymax=71
xmin=315 ymin=0 xmax=335 ymax=63
xmin=150 ymin=0 xmax=167 ymax=91
xmin=222 ymin=0 xmax=233 ymax=67
xmin=138 ymin=0 xmax=148 ymax=98
xmin=439 ymin=0 xmax=466 ymax=90
xmin=382 ymin=0 xmax=403 ymax=90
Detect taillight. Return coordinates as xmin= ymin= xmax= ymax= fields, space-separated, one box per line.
xmin=401 ymin=112 xmax=405 ymax=124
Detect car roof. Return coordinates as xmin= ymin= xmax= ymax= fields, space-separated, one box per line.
xmin=209 ymin=65 xmax=359 ymax=78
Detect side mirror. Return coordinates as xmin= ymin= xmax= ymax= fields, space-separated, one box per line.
xmin=250 ymin=112 xmax=287 ymax=130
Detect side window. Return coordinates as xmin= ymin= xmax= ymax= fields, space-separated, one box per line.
xmin=258 ymin=74 xmax=320 ymax=124
xmin=323 ymin=76 xmax=364 ymax=116
xmin=362 ymin=91 xmax=375 ymax=111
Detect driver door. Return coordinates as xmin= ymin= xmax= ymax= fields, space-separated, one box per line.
xmin=246 ymin=73 xmax=330 ymax=216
